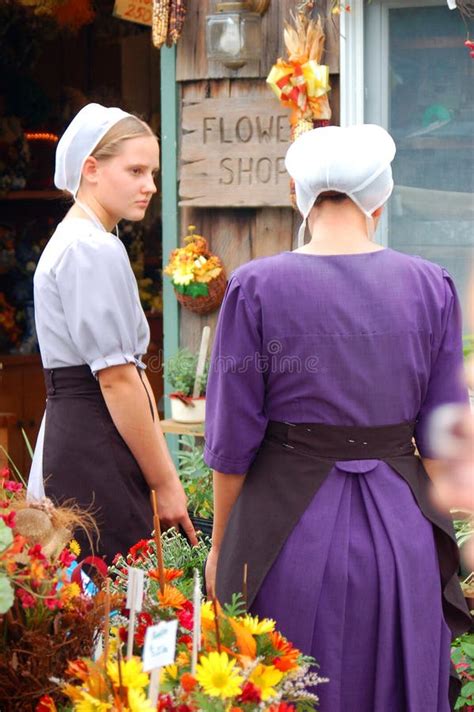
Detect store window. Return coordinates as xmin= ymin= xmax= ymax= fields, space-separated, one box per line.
xmin=365 ymin=1 xmax=474 ymax=323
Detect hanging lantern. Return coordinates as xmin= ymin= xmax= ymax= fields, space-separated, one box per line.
xmin=206 ymin=1 xmax=271 ymax=70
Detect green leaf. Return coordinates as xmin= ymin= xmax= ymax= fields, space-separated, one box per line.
xmin=462 ymin=643 xmax=474 ymax=659
xmin=0 ymin=574 xmax=14 ymax=614
xmin=0 ymin=520 xmax=13 ymax=553
xmin=223 ymin=592 xmax=247 ymax=618
xmin=462 ymin=680 xmax=474 ymax=698
xmin=184 ymin=282 xmax=208 ymax=298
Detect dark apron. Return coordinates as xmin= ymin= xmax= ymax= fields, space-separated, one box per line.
xmin=42 ymin=365 xmax=154 ymax=563
xmin=216 ymin=420 xmax=471 ymax=708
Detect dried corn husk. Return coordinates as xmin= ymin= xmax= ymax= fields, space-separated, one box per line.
xmin=284 ymin=12 xmax=325 ymax=64
xmin=152 ymin=0 xmax=171 ymax=49
xmin=166 ymin=0 xmax=188 ymax=46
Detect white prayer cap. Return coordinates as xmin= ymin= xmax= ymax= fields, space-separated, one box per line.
xmin=54 ymin=102 xmax=132 ymax=198
xmin=285 ymin=124 xmax=396 ymax=245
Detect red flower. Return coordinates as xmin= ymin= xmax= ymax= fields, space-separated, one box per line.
xmin=1 ymin=511 xmax=16 ymax=528
xmin=58 ymin=548 xmax=75 ymax=567
xmin=0 ymin=467 xmax=10 ymax=479
xmin=3 ymin=480 xmax=22 ymax=493
xmin=36 ymin=696 xmax=57 ymax=712
xmin=28 ymin=544 xmax=47 ymax=561
xmin=0 ymin=501 xmax=10 ymax=509
xmin=44 ymin=594 xmax=62 ymax=610
xmin=178 ymin=634 xmax=193 ymax=646
xmin=128 ymin=539 xmax=150 ymax=560
xmin=111 ymin=552 xmax=121 ymax=565
xmin=267 ymin=705 xmax=296 ymax=712
xmin=17 ymin=588 xmax=36 ymax=609
xmin=178 ymin=607 xmax=194 ymax=631
xmin=118 ymin=626 xmax=128 ymax=643
xmin=158 ymin=695 xmax=177 ymax=711
xmin=238 ymin=681 xmax=262 ymax=703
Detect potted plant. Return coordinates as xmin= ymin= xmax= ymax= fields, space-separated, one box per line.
xmin=176 ymin=435 xmax=213 ymax=538
xmin=165 ymin=348 xmax=208 ymax=423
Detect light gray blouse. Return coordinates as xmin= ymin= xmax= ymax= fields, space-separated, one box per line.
xmin=28 ymin=217 xmax=150 ymax=501
xmin=34 ymin=217 xmax=150 ymax=375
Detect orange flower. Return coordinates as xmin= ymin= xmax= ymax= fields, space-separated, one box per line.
xmin=149 ymin=567 xmax=183 ymax=583
xmin=181 ymin=672 xmax=197 ymax=692
xmin=66 ymin=658 xmax=89 ymax=681
xmin=158 ymin=584 xmax=187 ymax=610
xmin=270 ymin=631 xmax=300 ymax=672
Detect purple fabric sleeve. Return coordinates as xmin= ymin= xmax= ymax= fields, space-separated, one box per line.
xmin=414 ymin=270 xmax=469 ymax=457
xmin=204 ymin=275 xmax=268 ymax=474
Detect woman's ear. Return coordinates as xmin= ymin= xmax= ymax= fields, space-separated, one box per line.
xmin=81 ymin=156 xmax=99 ymax=185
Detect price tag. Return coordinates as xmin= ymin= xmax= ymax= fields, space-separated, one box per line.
xmin=143 ymin=620 xmax=178 ymax=673
xmin=113 ymin=0 xmax=152 ymax=27
xmin=126 ymin=567 xmax=145 ymax=612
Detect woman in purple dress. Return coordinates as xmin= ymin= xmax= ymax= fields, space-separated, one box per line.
xmin=204 ymin=125 xmax=471 ymax=711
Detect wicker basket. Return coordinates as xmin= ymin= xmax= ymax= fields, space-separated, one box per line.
xmin=175 ymin=268 xmax=227 ymax=315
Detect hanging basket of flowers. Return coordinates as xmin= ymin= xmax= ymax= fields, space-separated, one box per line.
xmin=164 ymin=225 xmax=227 ymax=315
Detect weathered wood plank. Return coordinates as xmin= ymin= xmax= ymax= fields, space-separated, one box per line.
xmin=176 ymin=0 xmax=339 ymax=81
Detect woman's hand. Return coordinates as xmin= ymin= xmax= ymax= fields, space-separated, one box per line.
xmin=156 ymin=475 xmax=198 ymax=546
xmin=205 ymin=546 xmax=219 ymax=599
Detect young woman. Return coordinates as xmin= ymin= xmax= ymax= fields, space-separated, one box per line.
xmin=204 ymin=125 xmax=471 ymax=711
xmin=28 ymin=103 xmax=197 ymax=561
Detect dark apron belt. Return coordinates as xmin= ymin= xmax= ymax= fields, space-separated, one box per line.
xmin=215 ymin=420 xmax=471 ymax=708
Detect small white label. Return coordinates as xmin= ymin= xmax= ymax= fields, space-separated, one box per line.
xmin=126 ymin=567 xmax=145 ymax=612
xmin=143 ymin=620 xmax=178 ymax=673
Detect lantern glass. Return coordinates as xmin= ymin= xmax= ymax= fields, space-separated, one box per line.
xmin=206 ymin=11 xmax=262 ymax=69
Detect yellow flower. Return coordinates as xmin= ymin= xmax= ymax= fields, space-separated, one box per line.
xmin=161 ymin=663 xmax=179 ymax=683
xmin=69 ymin=539 xmax=81 ymax=556
xmin=172 ymin=268 xmax=194 ymax=286
xmin=60 ymin=582 xmax=81 ymax=607
xmin=106 ymin=657 xmax=148 ymax=690
xmin=249 ymin=663 xmax=283 ymax=701
xmin=195 ymin=651 xmax=244 ymax=699
xmin=201 ymin=600 xmax=215 ymax=625
xmin=127 ymin=687 xmax=155 ymax=712
xmin=73 ymin=691 xmax=112 ymax=711
xmin=240 ymin=614 xmax=276 ymax=635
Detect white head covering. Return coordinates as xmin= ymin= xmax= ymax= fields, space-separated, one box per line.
xmin=285 ymin=124 xmax=396 ymax=246
xmin=54 ymin=102 xmax=132 ymax=198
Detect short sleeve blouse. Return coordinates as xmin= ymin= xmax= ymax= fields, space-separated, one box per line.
xmin=34 ymin=218 xmax=150 ymax=375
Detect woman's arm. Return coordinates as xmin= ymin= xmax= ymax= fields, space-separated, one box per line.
xmin=98 ymin=363 xmax=197 ymax=544
xmin=205 ymin=470 xmax=246 ymax=598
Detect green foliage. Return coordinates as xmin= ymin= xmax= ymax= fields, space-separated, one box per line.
xmin=161 ymin=528 xmax=210 ymax=582
xmin=453 ymin=513 xmax=474 ymax=548
xmin=222 ymin=592 xmax=247 ymax=618
xmin=176 ymin=435 xmax=213 ymax=519
xmin=175 ymin=282 xmax=209 ymax=298
xmin=165 ymin=348 xmax=209 ymax=397
xmin=452 ymin=632 xmax=474 ymax=709
xmin=0 ymin=575 xmax=14 ymax=615
xmin=463 ymin=335 xmax=474 ymax=360
xmin=0 ymin=520 xmax=13 ymax=554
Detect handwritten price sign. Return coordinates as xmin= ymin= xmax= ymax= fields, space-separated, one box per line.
xmin=113 ymin=0 xmax=152 ymax=27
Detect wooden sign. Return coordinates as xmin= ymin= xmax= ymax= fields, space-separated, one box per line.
xmin=113 ymin=0 xmax=152 ymax=27
xmin=180 ymin=97 xmax=293 ymax=207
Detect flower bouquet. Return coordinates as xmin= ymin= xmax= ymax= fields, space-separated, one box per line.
xmin=62 ymin=557 xmax=327 ymax=711
xmin=164 ymin=225 xmax=227 ymax=315
xmin=0 ymin=292 xmax=21 ymax=352
xmin=0 ymin=468 xmax=117 ymax=710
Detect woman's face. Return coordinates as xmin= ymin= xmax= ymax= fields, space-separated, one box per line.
xmin=93 ymin=135 xmax=160 ymax=224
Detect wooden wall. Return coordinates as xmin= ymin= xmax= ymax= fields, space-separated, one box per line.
xmin=175 ymin=1 xmax=340 ymax=351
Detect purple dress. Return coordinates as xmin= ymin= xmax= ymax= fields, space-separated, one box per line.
xmin=204 ymin=248 xmax=469 ymax=712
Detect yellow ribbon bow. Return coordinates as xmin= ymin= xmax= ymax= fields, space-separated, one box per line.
xmin=267 ymin=59 xmax=330 ymax=115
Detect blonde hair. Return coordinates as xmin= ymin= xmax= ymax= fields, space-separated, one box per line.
xmin=91 ymin=115 xmax=157 ymax=161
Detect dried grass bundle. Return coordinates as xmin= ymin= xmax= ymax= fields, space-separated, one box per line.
xmin=284 ymin=11 xmax=326 ymax=64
